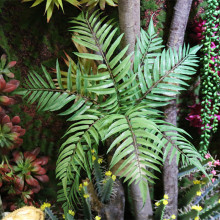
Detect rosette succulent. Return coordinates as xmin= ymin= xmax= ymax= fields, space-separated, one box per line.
xmin=12 ymin=148 xmax=49 ymax=193
xmin=0 ymin=112 xmax=25 ymax=152
xmin=0 ymin=74 xmax=20 ymax=106
xmin=0 ymin=54 xmax=16 ymax=78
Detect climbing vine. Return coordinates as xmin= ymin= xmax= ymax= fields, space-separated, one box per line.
xmin=200 ymin=0 xmax=220 ymax=154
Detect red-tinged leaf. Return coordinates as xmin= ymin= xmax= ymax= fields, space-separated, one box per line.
xmin=24 ymin=152 xmax=36 ymax=162
xmin=1 ymin=54 xmax=7 ymax=64
xmin=15 ymin=137 xmax=23 ymax=145
xmin=19 ymin=128 xmax=26 ymax=136
xmin=32 ymin=184 xmax=41 ymax=193
xmin=8 ymin=97 xmax=16 ymax=105
xmin=13 ymin=151 xmax=23 ymax=162
xmin=0 ymin=75 xmax=6 ymax=90
xmin=6 ymin=72 xmax=15 ymax=78
xmin=2 ymin=115 xmax=11 ymax=124
xmin=35 ymin=174 xmax=49 ymax=183
xmin=0 ymin=96 xmax=10 ymax=105
xmin=31 ymin=164 xmax=41 ymax=172
xmin=8 ymin=132 xmax=19 ymax=141
xmin=15 ymin=176 xmax=24 ymax=191
xmin=2 ymin=115 xmax=10 ymax=124
xmin=11 ymin=116 xmax=21 ymax=124
xmin=3 ymin=80 xmax=20 ymax=92
xmin=0 ymin=180 xmax=2 ymax=188
xmin=7 ymin=61 xmax=17 ymax=68
xmin=10 ymin=204 xmax=17 ymax=211
xmin=11 ymin=125 xmax=21 ymax=133
xmin=33 ymin=156 xmax=49 ymax=165
xmin=24 ymin=197 xmax=28 ymax=204
xmin=34 ymin=167 xmax=47 ymax=175
xmin=25 ymin=175 xmax=39 ymax=187
xmin=31 ymin=147 xmax=40 ymax=156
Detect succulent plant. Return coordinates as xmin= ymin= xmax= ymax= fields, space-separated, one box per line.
xmin=0 ymin=112 xmax=25 ymax=152
xmin=12 ymin=148 xmax=49 ymax=194
xmin=0 ymin=54 xmax=16 ymax=79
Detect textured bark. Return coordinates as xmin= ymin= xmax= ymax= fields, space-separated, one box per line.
xmin=118 ymin=1 xmax=153 ymax=219
xmin=164 ymin=0 xmax=193 ymax=218
xmin=118 ymin=0 xmax=140 ymax=61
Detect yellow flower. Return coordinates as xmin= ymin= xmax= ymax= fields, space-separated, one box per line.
xmin=193 ymin=180 xmax=201 ymax=185
xmin=103 ymin=179 xmax=107 ymax=184
xmin=83 ymin=181 xmax=89 ymax=186
xmin=219 ymin=199 xmax=220 ymax=203
xmin=63 ymin=214 xmax=65 ymax=219
xmin=105 ymin=171 xmax=112 ymax=176
xmin=192 ymin=205 xmax=203 ymax=211
xmin=91 ymin=149 xmax=95 ymax=154
xmin=112 ymin=175 xmax=116 ymax=181
xmin=196 ymin=191 xmax=202 ymax=196
xmin=163 ymin=219 xmax=169 ymax=220
xmin=40 ymin=202 xmax=51 ymax=211
xmin=68 ymin=210 xmax=75 ymax=216
xmin=95 ymin=216 xmax=101 ymax=220
xmin=198 ymin=206 xmax=203 ymax=211
xmin=92 ymin=155 xmax=96 ymax=161
xmin=98 ymin=158 xmax=103 ymax=164
xmin=155 ymin=202 xmax=160 ymax=206
xmin=79 ymin=183 xmax=83 ymax=191
xmin=163 ymin=200 xmax=168 ymax=205
xmin=164 ymin=194 xmax=169 ymax=200
xmin=83 ymin=194 xmax=90 ymax=199
xmin=171 ymin=214 xmax=176 ymax=219
xmin=194 ymin=217 xmax=199 ymax=220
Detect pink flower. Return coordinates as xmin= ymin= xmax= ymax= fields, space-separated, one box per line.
xmin=212 ymin=178 xmax=215 ymax=183
xmin=205 ymin=153 xmax=211 ymax=159
xmin=214 ymin=160 xmax=220 ymax=166
xmin=211 ymin=170 xmax=216 ymax=175
xmin=208 ymin=161 xmax=213 ymax=167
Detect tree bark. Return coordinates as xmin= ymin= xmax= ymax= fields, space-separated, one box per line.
xmin=164 ymin=0 xmax=193 ymax=218
xmin=118 ymin=0 xmax=140 ymax=61
xmin=118 ymin=1 xmax=153 ymax=219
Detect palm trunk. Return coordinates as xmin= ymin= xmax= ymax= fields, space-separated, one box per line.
xmin=118 ymin=1 xmax=153 ymax=219
xmin=164 ymin=0 xmax=193 ymax=218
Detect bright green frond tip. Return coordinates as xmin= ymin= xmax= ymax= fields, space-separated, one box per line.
xmin=80 ymin=0 xmax=118 ymax=10
xmin=22 ymin=0 xmax=80 ymax=22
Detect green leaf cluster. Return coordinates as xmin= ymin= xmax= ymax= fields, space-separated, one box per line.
xmin=22 ymin=11 xmax=207 ymax=215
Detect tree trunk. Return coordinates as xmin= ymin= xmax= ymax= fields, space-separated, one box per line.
xmin=164 ymin=0 xmax=193 ymax=218
xmin=118 ymin=0 xmax=140 ymax=61
xmin=118 ymin=1 xmax=153 ymax=219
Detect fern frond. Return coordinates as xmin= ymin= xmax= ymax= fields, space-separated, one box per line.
xmin=133 ymin=17 xmax=164 ymax=73
xmin=56 ymin=116 xmax=103 ymax=210
xmin=71 ymin=11 xmax=133 ymax=113
xmin=136 ymin=45 xmax=201 ymax=107
xmin=23 ymin=63 xmax=98 ymax=121
xmin=102 ymin=109 xmax=163 ymax=204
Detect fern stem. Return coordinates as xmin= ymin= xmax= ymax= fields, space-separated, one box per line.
xmin=125 ymin=116 xmax=142 ymax=180
xmin=136 ymin=52 xmax=189 ymax=103
xmin=84 ymin=14 xmax=122 ymax=108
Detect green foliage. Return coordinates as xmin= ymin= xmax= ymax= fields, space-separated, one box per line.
xmin=22 ymin=0 xmax=80 ymax=22
xmin=22 ymin=0 xmax=118 ymax=22
xmin=178 ymin=161 xmax=220 ymax=220
xmin=155 ymin=161 xmax=220 ymax=220
xmin=80 ymin=0 xmax=117 ymax=10
xmin=22 ymin=11 xmax=207 ymax=215
xmin=199 ymin=1 xmax=220 ymax=154
xmin=140 ymin=0 xmax=166 ymax=36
